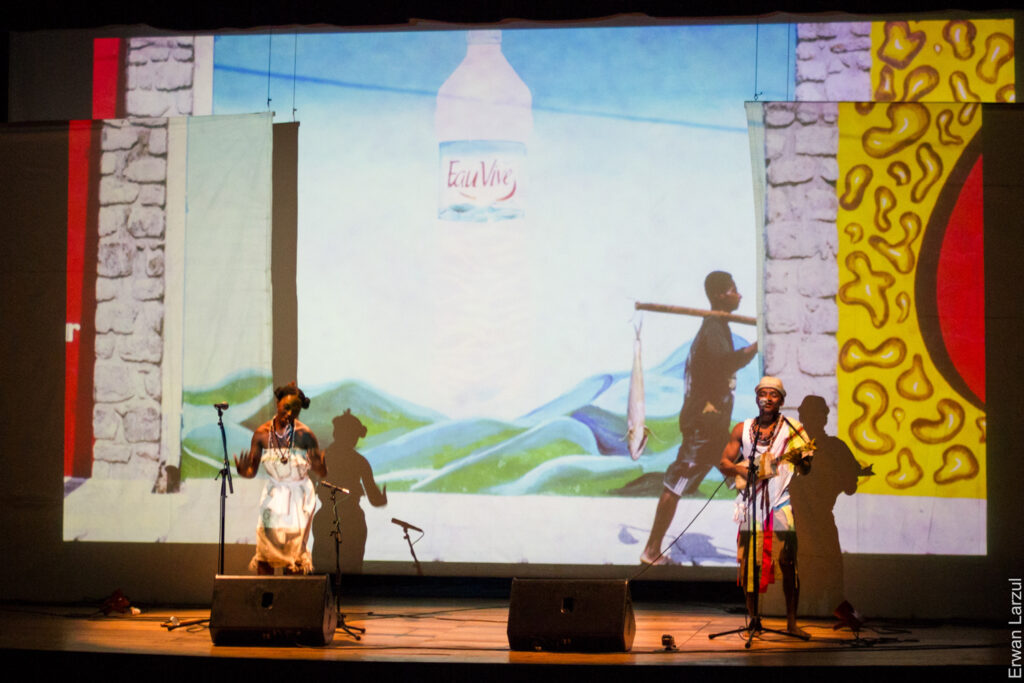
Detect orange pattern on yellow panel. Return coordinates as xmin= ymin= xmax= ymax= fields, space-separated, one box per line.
xmin=837 ymin=102 xmax=985 ymax=499
xmin=871 ymin=19 xmax=1015 ymax=103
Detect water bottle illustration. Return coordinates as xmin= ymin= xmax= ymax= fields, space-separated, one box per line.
xmin=435 ymin=30 xmax=533 ymax=222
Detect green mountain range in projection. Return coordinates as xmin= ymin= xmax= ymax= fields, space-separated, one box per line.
xmin=178 ymin=334 xmax=757 ymax=495
xmin=183 ymin=371 xmax=272 ymax=407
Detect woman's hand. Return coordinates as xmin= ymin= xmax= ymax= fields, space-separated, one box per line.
xmin=307 ymin=446 xmax=327 ymax=477
xmin=234 ymin=450 xmax=258 ymax=478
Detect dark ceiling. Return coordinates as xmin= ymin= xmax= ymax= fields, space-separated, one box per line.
xmin=4 ymin=1 xmax=1014 ymax=33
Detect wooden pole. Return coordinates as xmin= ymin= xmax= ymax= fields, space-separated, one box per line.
xmin=634 ymin=302 xmax=757 ymax=326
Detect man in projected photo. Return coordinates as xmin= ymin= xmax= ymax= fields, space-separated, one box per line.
xmin=641 ymin=271 xmax=757 ymax=565
xmin=234 ymin=383 xmax=328 ymax=575
xmin=718 ymin=377 xmax=812 ymax=638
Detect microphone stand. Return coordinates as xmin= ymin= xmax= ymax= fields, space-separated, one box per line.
xmin=323 ymin=483 xmax=364 ymax=640
xmin=397 ymin=523 xmax=424 ymax=576
xmin=709 ymin=421 xmax=800 ymax=648
xmin=214 ymin=404 xmax=233 ymax=575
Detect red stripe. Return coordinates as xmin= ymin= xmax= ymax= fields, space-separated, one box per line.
xmin=760 ymin=508 xmax=774 ymax=593
xmin=65 ymin=121 xmax=92 ymax=476
xmin=92 ymin=38 xmax=121 ymax=120
xmin=63 ymin=120 xmax=97 ymax=479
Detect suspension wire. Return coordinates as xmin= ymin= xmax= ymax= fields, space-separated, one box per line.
xmin=291 ymin=33 xmax=299 ymax=121
xmin=753 ymin=22 xmax=763 ymax=102
xmin=266 ymin=30 xmax=273 ymax=111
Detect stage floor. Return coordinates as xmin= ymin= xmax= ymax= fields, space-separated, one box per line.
xmin=0 ymin=596 xmax=1006 ymax=678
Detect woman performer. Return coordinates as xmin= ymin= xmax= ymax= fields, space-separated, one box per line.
xmin=234 ymin=383 xmax=327 ymax=575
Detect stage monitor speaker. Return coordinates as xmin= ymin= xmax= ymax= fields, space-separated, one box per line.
xmin=210 ymin=574 xmax=337 ymax=646
xmin=507 ymin=578 xmax=636 ymax=652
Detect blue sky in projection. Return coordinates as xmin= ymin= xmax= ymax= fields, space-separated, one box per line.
xmin=213 ymin=25 xmax=794 ymax=127
xmin=210 ymin=25 xmax=794 ymax=421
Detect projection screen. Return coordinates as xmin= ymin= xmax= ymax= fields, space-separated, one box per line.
xmin=51 ymin=17 xmax=1012 ymax=575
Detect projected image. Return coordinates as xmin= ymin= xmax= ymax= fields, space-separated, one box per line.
xmin=199 ymin=25 xmax=795 ymax=567
xmin=745 ymin=18 xmax=1012 ymax=557
xmin=834 ymin=99 xmax=987 ymax=552
xmin=59 ymin=18 xmax=1012 ymax=572
xmin=62 ymin=113 xmax=276 ymax=542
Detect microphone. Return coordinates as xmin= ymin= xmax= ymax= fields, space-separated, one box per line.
xmin=391 ymin=518 xmax=423 ymax=534
xmin=213 ymin=402 xmax=229 ymax=411
xmin=319 ymin=481 xmax=350 ymax=495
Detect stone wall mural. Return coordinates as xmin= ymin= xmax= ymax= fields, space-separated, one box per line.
xmin=91 ymin=37 xmax=200 ymax=481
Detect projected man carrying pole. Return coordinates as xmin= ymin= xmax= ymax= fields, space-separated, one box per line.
xmin=640 ymin=271 xmax=758 ymax=565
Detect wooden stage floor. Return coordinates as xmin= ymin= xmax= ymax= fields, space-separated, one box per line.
xmin=0 ymin=597 xmax=1005 ymax=679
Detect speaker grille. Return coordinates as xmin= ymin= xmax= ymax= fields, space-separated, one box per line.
xmin=209 ymin=574 xmax=337 ymax=646
xmin=507 ymin=578 xmax=636 ymax=652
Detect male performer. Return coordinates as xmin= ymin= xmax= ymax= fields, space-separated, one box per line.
xmin=718 ymin=376 xmax=812 ymax=638
xmin=640 ymin=271 xmax=757 ymax=564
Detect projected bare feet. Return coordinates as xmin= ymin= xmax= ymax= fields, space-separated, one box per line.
xmin=639 ymin=549 xmax=669 ymax=566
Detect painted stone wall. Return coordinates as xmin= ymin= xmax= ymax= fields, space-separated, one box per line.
xmin=761 ymin=101 xmax=840 ymax=430
xmin=794 ymin=22 xmax=872 ymax=102
xmin=93 ymin=119 xmax=168 ymax=479
xmin=91 ymin=37 xmax=197 ymax=480
xmin=126 ymin=37 xmax=197 ymax=119
xmin=761 ymin=23 xmax=870 ymax=431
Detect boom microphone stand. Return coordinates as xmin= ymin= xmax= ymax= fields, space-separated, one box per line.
xmin=709 ymin=435 xmax=801 ymax=648
xmin=213 ymin=402 xmax=232 ymax=575
xmin=392 ymin=518 xmax=424 ymax=576
xmin=319 ymin=480 xmax=365 ymax=640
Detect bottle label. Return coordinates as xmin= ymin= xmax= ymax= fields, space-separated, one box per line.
xmin=438 ymin=140 xmax=526 ymax=222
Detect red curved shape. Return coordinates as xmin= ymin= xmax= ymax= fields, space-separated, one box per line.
xmin=936 ymin=154 xmax=984 ymax=404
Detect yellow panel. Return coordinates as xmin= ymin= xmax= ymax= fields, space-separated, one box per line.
xmin=871 ymin=19 xmax=1015 ymax=103
xmin=836 ymin=101 xmax=985 ymax=499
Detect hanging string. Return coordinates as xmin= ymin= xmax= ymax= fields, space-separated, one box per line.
xmin=752 ymin=23 xmax=763 ymax=102
xmin=291 ymin=33 xmax=298 ymax=122
xmin=266 ymin=30 xmax=273 ymax=111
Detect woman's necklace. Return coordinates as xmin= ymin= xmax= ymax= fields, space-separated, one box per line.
xmin=271 ymin=417 xmax=295 ymax=464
